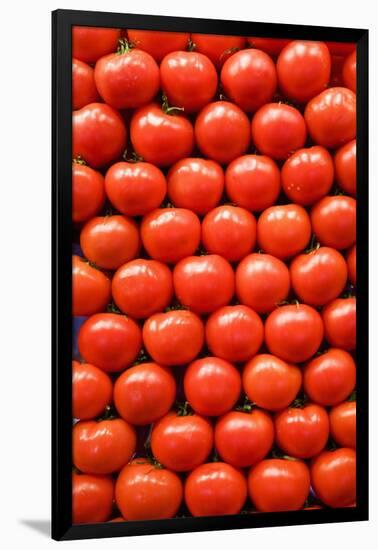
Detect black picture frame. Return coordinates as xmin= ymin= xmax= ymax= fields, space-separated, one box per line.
xmin=52 ymin=9 xmax=369 ymax=541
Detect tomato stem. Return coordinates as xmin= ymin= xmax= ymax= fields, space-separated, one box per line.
xmin=117 ymin=38 xmax=133 ymax=55
xmin=161 ymin=94 xmax=185 ymax=116
xmin=72 ymin=155 xmax=86 ymax=165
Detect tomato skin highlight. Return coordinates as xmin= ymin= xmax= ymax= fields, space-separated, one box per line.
xmin=72 ymin=473 xmax=114 ymax=524
xmin=72 ymin=58 xmax=100 ymax=110
xmin=127 ymin=30 xmax=190 ymax=62
xmin=72 ymin=255 xmax=111 ymax=317
xmin=322 ymin=297 xmax=356 ymax=351
xmin=311 ymin=195 xmax=356 ymax=250
xmin=334 ymin=139 xmax=356 ymax=197
xmin=192 ymin=34 xmax=246 ymax=68
xmin=72 ymin=27 xmax=121 ymax=64
xmin=329 ymin=401 xmax=356 ymax=449
xmin=72 ymin=163 xmax=105 ymax=224
xmin=72 ymin=361 xmax=113 ymax=420
xmin=311 ymin=448 xmax=356 ymax=507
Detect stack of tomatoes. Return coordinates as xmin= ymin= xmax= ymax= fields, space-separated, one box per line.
xmin=71 ymin=26 xmax=357 ymax=525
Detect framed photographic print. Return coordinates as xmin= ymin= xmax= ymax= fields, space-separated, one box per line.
xmin=52 ymin=8 xmax=368 ymax=541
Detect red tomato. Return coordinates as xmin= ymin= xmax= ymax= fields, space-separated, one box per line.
xmin=311 ymin=195 xmax=356 ymax=250
xmin=342 ymin=50 xmax=356 ymax=92
xmin=78 ymin=312 xmax=142 ymax=372
xmin=195 ymin=101 xmax=250 ymax=164
xmin=141 ymin=208 xmax=201 ymax=264
xmin=248 ymin=459 xmax=310 ymax=512
xmin=105 ymin=161 xmax=167 ymax=217
xmin=346 ymin=245 xmax=357 ymax=285
xmin=185 ymin=462 xmax=247 ymax=516
xmin=72 ymin=27 xmax=121 ymax=63
xmin=246 ymin=37 xmax=291 ymax=56
xmin=184 ymin=357 xmax=241 ymax=416
xmin=281 ymin=146 xmax=334 ymax=205
xmin=329 ymin=55 xmax=345 ymax=87
xmin=304 ymin=87 xmax=356 ymax=148
xmin=72 ymin=361 xmax=112 ymax=420
xmin=173 ymin=255 xmax=235 ymax=314
xmin=265 ymin=304 xmax=324 ymax=363
xmin=311 ymin=448 xmax=356 ymax=507
xmin=192 ymin=34 xmax=246 ymax=68
xmin=304 ymin=349 xmax=356 ymax=406
xmin=72 ymin=163 xmax=105 ymax=224
xmin=322 ymin=297 xmax=356 ymax=350
xmin=72 ymin=255 xmax=111 ymax=317
xmin=112 ymin=259 xmax=173 ymax=319
xmin=114 ymin=362 xmax=176 ymax=425
xmin=72 ymin=59 xmax=99 ymax=110
xmin=243 ymin=354 xmax=302 ymax=411
xmin=151 ymin=412 xmax=213 ymax=472
xmin=72 ymin=473 xmax=114 ymax=524
xmin=206 ymin=305 xmax=264 ymax=362
xmin=215 ymin=410 xmax=274 ymax=468
xmin=73 ymin=103 xmax=127 ymax=169
xmin=127 ymin=29 xmax=190 ymax=62
xmin=326 ymin=42 xmax=355 ymax=57
xmin=257 ymin=204 xmax=311 ymax=260
xmin=225 ymin=154 xmax=281 ymax=212
xmin=251 ymin=103 xmax=307 ymax=160
xmin=143 ymin=310 xmax=204 ymax=366
xmin=334 ymin=139 xmax=356 ymax=197
xmin=329 ymin=401 xmax=356 ymax=449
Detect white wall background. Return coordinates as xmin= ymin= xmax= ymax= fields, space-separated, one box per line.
xmin=0 ymin=0 xmax=376 ymax=547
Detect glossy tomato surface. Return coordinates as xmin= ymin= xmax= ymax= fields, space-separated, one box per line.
xmin=72 ymin=362 xmax=113 ymax=420
xmin=72 ymin=163 xmax=105 ymax=224
xmin=72 ymin=58 xmax=99 ymax=110
xmin=127 ymin=29 xmax=190 ymax=62
xmin=192 ymin=34 xmax=246 ymax=68
xmin=329 ymin=401 xmax=356 ymax=449
xmin=72 ymin=255 xmax=111 ymax=317
xmin=322 ymin=297 xmax=356 ymax=350
xmin=72 ymin=27 xmax=121 ymax=63
xmin=72 ymin=473 xmax=114 ymax=524
xmin=311 ymin=448 xmax=356 ymax=507
xmin=334 ymin=139 xmax=356 ymax=197
xmin=311 ymin=195 xmax=356 ymax=250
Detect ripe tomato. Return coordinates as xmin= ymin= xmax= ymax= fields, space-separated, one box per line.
xmin=184 ymin=357 xmax=241 ymax=416
xmin=326 ymin=42 xmax=355 ymax=57
xmin=322 ymin=297 xmax=356 ymax=350
xmin=205 ymin=305 xmax=264 ymax=362
xmin=329 ymin=401 xmax=356 ymax=449
xmin=72 ymin=473 xmax=114 ymax=524
xmin=311 ymin=448 xmax=356 ymax=507
xmin=127 ymin=29 xmax=190 ymax=62
xmin=72 ymin=27 xmax=121 ymax=63
xmin=73 ymin=418 xmax=136 ymax=474
xmin=161 ymin=51 xmax=218 ymax=113
xmin=195 ymin=101 xmax=250 ymax=164
xmin=151 ymin=412 xmax=213 ymax=472
xmin=243 ymin=354 xmax=302 ymax=411
xmin=304 ymin=349 xmax=356 ymax=406
xmin=343 ymin=50 xmax=356 ymax=92
xmin=329 ymin=54 xmax=345 ymax=87
xmin=334 ymin=139 xmax=356 ymax=197
xmin=265 ymin=304 xmax=324 ymax=363
xmin=130 ymin=103 xmax=194 ymax=167
xmin=248 ymin=459 xmax=310 ymax=512
xmin=281 ymin=146 xmax=334 ymax=205
xmin=173 ymin=255 xmax=234 ymax=314
xmin=346 ymin=245 xmax=356 ymax=285
xmin=167 ymin=158 xmax=224 ymax=215
xmin=105 ymin=161 xmax=167 ymax=217
xmin=72 ymin=59 xmax=99 ymax=110
xmin=73 ymin=103 xmax=127 ymax=169
xmin=185 ymin=462 xmax=247 ymax=516
xmin=246 ymin=37 xmax=290 ymax=56
xmin=112 ymin=259 xmax=173 ymax=319
xmin=114 ymin=362 xmax=176 ymax=425
xmin=78 ymin=312 xmax=142 ymax=372
xmin=141 ymin=208 xmax=201 ymax=264
xmin=215 ymin=410 xmax=274 ymax=468
xmin=304 ymin=87 xmax=356 ymax=148
xmin=72 ymin=255 xmax=111 ymax=317
xmin=257 ymin=204 xmax=311 ymax=260
xmin=143 ymin=310 xmax=204 ymax=366
xmin=72 ymin=163 xmax=105 ymax=224
xmin=311 ymin=195 xmax=356 ymax=250
xmin=72 ymin=361 xmax=112 ymax=420
xmin=192 ymin=34 xmax=246 ymax=68
xmin=251 ymin=103 xmax=307 ymax=160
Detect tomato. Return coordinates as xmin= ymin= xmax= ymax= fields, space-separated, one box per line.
xmin=185 ymin=462 xmax=247 ymax=516
xmin=72 ymin=59 xmax=99 ymax=110
xmin=277 ymin=41 xmax=331 ymax=102
xmin=251 ymin=103 xmax=307 ymax=160
xmin=257 ymin=204 xmax=311 ymax=260
xmin=72 ymin=473 xmax=114 ymax=524
xmin=243 ymin=354 xmax=302 ymax=411
xmin=72 ymin=361 xmax=112 ymax=420
xmin=346 ymin=245 xmax=357 ymax=285
xmin=326 ymin=42 xmax=355 ymax=57
xmin=322 ymin=297 xmax=356 ymax=351
xmin=221 ymin=49 xmax=277 ymax=112
xmin=304 ymin=87 xmax=356 ymax=148
xmin=246 ymin=37 xmax=291 ymax=56
xmin=112 ymin=259 xmax=173 ymax=319
xmin=160 ymin=51 xmax=218 ymax=113
xmin=265 ymin=304 xmax=324 ymax=363
xmin=143 ymin=309 xmax=204 ymax=366
xmin=151 ymin=412 xmax=213 ymax=472
xmin=311 ymin=448 xmax=356 ymax=507
xmin=80 ymin=215 xmax=140 ymax=270
xmin=73 ymin=418 xmax=136 ymax=474
xmin=290 ymin=247 xmax=348 ymax=306
xmin=78 ymin=312 xmax=142 ymax=372
xmin=72 ymin=163 xmax=105 ymax=224
xmin=215 ymin=410 xmax=274 ymax=468
xmin=311 ymin=195 xmax=356 ymax=250
xmin=248 ymin=459 xmax=310 ymax=512
xmin=329 ymin=55 xmax=345 ymax=87
xmin=205 ymin=305 xmax=264 ymax=362
xmin=73 ymin=103 xmax=127 ymax=169
xmin=167 ymin=158 xmax=224 ymax=215
xmin=281 ymin=146 xmax=334 ymax=205
xmin=334 ymin=139 xmax=356 ymax=197
xmin=141 ymin=208 xmax=201 ymax=264
xmin=130 ymin=103 xmax=194 ymax=167
xmin=127 ymin=29 xmax=190 ymax=62
xmin=342 ymin=50 xmax=356 ymax=92
xmin=72 ymin=255 xmax=111 ymax=317
xmin=72 ymin=27 xmax=121 ymax=63
xmin=195 ymin=101 xmax=250 ymax=164
xmin=173 ymin=255 xmax=234 ymax=314
xmin=191 ymin=34 xmax=246 ymax=68
xmin=105 ymin=161 xmax=167 ymax=217
xmin=114 ymin=363 xmax=176 ymax=425
xmin=304 ymin=348 xmax=356 ymax=406
xmin=184 ymin=357 xmax=241 ymax=416
xmin=329 ymin=401 xmax=356 ymax=449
